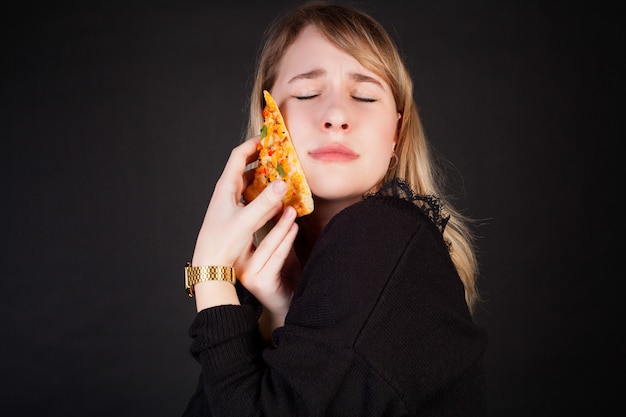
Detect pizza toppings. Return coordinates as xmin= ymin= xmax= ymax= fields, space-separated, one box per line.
xmin=243 ymin=90 xmax=314 ymax=217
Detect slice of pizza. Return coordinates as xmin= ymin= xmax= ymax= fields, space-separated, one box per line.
xmin=243 ymin=90 xmax=314 ymax=217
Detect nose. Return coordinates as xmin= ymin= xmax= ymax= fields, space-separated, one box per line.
xmin=321 ymin=99 xmax=351 ymax=132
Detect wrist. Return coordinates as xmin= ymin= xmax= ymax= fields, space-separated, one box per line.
xmin=184 ymin=262 xmax=236 ymax=297
xmin=194 ymin=281 xmax=240 ymax=312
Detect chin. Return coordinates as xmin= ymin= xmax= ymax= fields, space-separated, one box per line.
xmin=310 ymin=169 xmax=386 ymax=195
xmin=310 ymin=183 xmax=373 ymax=203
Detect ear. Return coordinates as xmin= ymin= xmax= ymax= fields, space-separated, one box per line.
xmin=393 ymin=112 xmax=402 ymax=150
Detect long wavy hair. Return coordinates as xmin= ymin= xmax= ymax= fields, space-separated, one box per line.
xmin=246 ymin=1 xmax=481 ymax=314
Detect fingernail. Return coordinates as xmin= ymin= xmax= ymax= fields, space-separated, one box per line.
xmin=284 ymin=205 xmax=297 ymax=219
xmin=271 ymin=180 xmax=287 ymax=194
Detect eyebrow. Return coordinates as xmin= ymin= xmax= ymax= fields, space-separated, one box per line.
xmin=287 ymin=69 xmax=325 ymax=83
xmin=287 ymin=69 xmax=384 ymax=89
xmin=348 ymin=72 xmax=383 ymax=88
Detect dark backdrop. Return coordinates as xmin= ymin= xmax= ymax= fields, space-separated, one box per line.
xmin=3 ymin=1 xmax=620 ymax=416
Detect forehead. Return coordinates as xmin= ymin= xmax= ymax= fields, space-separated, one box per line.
xmin=281 ymin=25 xmax=344 ymax=63
xmin=276 ymin=25 xmax=379 ymax=82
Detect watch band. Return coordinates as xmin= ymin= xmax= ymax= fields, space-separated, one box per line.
xmin=184 ymin=262 xmax=236 ymax=297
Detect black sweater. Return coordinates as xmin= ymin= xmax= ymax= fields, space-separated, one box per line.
xmin=183 ymin=186 xmax=488 ymax=416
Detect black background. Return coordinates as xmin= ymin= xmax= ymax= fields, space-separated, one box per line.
xmin=3 ymin=1 xmax=621 ymax=415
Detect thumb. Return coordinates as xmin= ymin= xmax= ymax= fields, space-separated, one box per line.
xmin=261 ymin=179 xmax=287 ymax=205
xmin=244 ymin=179 xmax=287 ymax=229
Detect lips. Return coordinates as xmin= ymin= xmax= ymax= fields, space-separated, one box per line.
xmin=308 ymin=143 xmax=358 ymax=162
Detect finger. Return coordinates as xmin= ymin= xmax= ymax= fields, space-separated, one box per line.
xmin=255 ymin=221 xmax=299 ymax=295
xmin=245 ymin=205 xmax=297 ymax=274
xmin=214 ymin=138 xmax=261 ymax=198
xmin=239 ymin=219 xmax=298 ymax=295
xmin=267 ymin=220 xmax=299 ymax=270
xmin=242 ymin=137 xmax=262 ymax=199
xmin=225 ymin=137 xmax=260 ymax=176
xmin=238 ymin=180 xmax=288 ymax=232
xmin=244 ymin=135 xmax=262 ymax=167
xmin=233 ymin=236 xmax=255 ymax=276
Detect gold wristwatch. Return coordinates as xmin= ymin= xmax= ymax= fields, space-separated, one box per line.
xmin=184 ymin=262 xmax=236 ymax=297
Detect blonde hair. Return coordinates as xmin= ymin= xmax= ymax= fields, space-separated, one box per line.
xmin=246 ymin=1 xmax=481 ymax=314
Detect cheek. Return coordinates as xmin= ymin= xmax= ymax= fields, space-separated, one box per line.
xmin=367 ymin=117 xmax=397 ymax=163
xmin=368 ymin=147 xmax=393 ymax=181
xmin=282 ymin=110 xmax=308 ymax=149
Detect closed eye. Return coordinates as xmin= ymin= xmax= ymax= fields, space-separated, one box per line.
xmin=294 ymin=94 xmax=376 ymax=102
xmin=353 ymin=96 xmax=377 ymax=103
xmin=294 ymin=94 xmax=319 ymax=100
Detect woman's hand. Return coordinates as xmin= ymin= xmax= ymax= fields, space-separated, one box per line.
xmin=235 ymin=206 xmax=300 ymax=344
xmin=191 ymin=137 xmax=296 ymax=311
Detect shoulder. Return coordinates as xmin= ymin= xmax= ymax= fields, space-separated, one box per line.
xmin=299 ymin=180 xmax=456 ymax=305
xmin=323 ymin=178 xmax=449 ymax=251
xmin=362 ymin=178 xmax=449 ymax=234
xmin=288 ymin=178 xmax=479 ymax=354
xmin=298 ymin=179 xmax=462 ymax=314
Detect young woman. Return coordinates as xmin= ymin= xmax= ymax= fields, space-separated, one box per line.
xmin=183 ymin=2 xmax=487 ymax=415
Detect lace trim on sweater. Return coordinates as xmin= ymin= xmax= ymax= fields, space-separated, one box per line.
xmin=364 ymin=179 xmax=450 ymax=234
